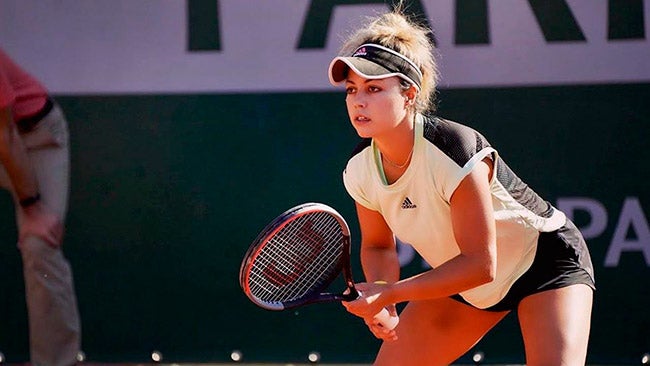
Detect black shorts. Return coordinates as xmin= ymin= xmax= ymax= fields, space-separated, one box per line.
xmin=451 ymin=219 xmax=596 ymax=312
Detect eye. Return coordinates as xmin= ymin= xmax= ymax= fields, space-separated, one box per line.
xmin=345 ymin=86 xmax=357 ymax=94
xmin=368 ymin=85 xmax=381 ymax=93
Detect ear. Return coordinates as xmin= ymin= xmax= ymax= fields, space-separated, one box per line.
xmin=404 ymin=86 xmax=418 ymax=106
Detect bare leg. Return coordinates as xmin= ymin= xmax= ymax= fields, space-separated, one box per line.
xmin=518 ymin=284 xmax=593 ymax=366
xmin=374 ymin=297 xmax=509 ymax=366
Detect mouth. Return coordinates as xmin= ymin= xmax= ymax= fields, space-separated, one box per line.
xmin=354 ymin=115 xmax=370 ymax=123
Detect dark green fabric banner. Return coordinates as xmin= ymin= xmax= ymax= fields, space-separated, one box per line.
xmin=0 ymin=84 xmax=648 ymax=364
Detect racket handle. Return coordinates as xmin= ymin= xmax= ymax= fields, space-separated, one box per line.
xmin=357 ymin=290 xmax=399 ymax=330
xmin=374 ymin=307 xmax=399 ymax=330
xmin=369 ymin=281 xmax=399 ymax=330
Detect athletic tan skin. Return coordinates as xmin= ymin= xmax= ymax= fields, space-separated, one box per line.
xmin=334 ymin=5 xmax=593 ymax=366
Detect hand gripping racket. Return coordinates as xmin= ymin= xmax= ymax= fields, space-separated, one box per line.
xmin=239 ymin=202 xmax=399 ymax=330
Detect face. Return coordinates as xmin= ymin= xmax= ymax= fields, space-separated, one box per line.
xmin=344 ymin=71 xmax=413 ymax=139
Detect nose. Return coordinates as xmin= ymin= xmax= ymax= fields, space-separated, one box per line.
xmin=348 ymin=94 xmax=366 ymax=109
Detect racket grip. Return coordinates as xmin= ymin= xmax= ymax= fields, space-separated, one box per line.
xmin=369 ymin=281 xmax=399 ymax=330
xmin=374 ymin=307 xmax=399 ymax=330
xmin=357 ymin=290 xmax=399 ymax=330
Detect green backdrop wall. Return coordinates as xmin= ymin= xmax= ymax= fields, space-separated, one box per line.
xmin=0 ymin=83 xmax=648 ymax=364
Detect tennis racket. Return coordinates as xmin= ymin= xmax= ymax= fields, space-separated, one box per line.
xmin=239 ymin=202 xmax=399 ymax=330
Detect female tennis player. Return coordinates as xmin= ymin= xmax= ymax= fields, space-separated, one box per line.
xmin=328 ymin=4 xmax=595 ymax=366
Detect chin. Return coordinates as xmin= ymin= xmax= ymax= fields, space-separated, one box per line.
xmin=353 ymin=128 xmax=373 ymax=139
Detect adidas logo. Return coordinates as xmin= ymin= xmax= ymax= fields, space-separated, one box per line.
xmin=401 ymin=197 xmax=417 ymax=209
xmin=353 ymin=47 xmax=367 ymax=57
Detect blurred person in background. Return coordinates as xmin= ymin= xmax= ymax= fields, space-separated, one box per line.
xmin=0 ymin=47 xmax=81 ymax=366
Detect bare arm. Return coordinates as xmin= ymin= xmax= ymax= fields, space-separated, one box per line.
xmin=387 ymin=157 xmax=497 ymax=303
xmin=345 ymin=202 xmax=401 ymax=340
xmin=345 ymin=158 xmax=497 ymax=318
xmin=356 ymin=202 xmax=400 ymax=284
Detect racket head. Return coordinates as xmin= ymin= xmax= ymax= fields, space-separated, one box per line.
xmin=239 ymin=202 xmax=352 ymax=310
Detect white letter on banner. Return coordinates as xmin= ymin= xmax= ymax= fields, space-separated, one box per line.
xmin=557 ymin=197 xmax=608 ymax=239
xmin=605 ymin=197 xmax=650 ymax=267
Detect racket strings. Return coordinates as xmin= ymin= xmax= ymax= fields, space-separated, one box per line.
xmin=250 ymin=214 xmax=342 ymax=301
xmin=248 ymin=212 xmax=345 ymax=304
xmin=250 ymin=244 xmax=338 ymax=302
xmin=251 ymin=243 xmax=340 ymax=301
xmin=283 ymin=224 xmax=342 ymax=300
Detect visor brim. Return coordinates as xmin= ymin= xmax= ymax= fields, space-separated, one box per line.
xmin=328 ymin=57 xmax=395 ymax=84
xmin=328 ymin=57 xmax=420 ymax=90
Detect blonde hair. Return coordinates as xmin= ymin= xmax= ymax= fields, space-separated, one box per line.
xmin=338 ymin=3 xmax=439 ymax=113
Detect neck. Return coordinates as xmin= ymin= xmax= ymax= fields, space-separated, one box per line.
xmin=375 ymin=113 xmax=416 ymax=168
xmin=382 ymin=146 xmax=413 ymax=169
